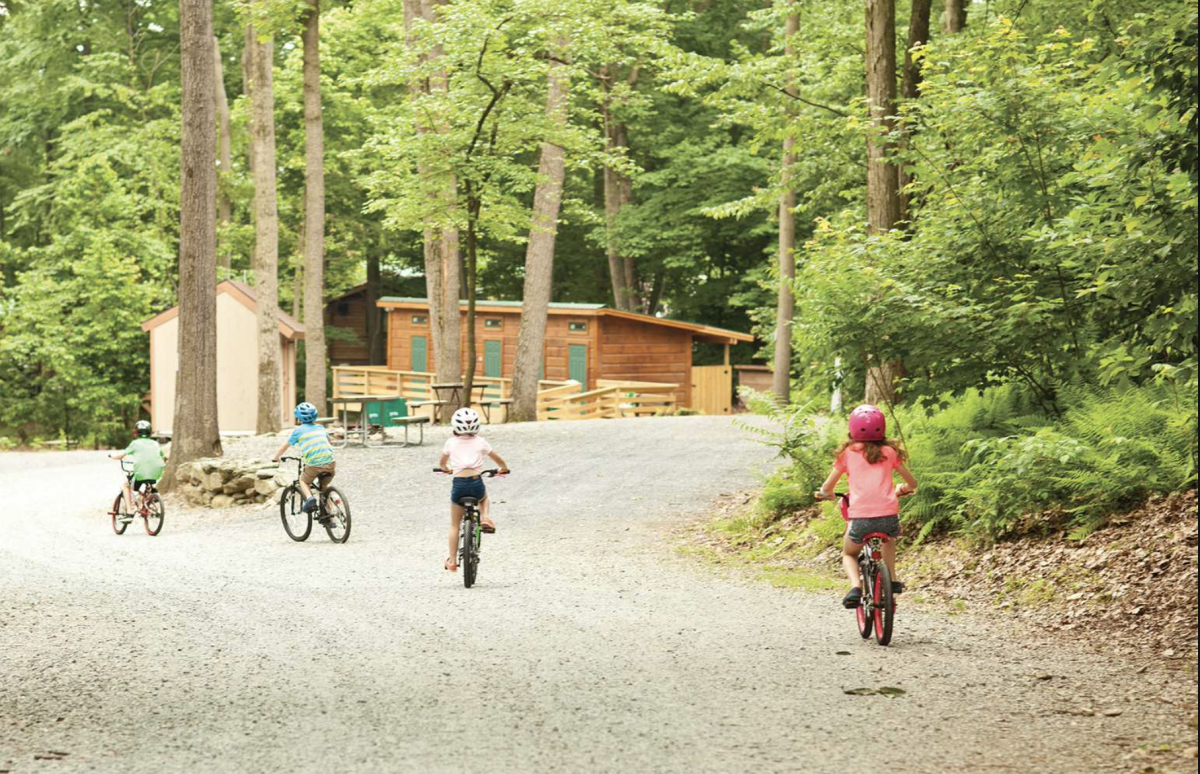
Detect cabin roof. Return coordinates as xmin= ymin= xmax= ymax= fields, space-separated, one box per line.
xmin=376 ymin=297 xmax=753 ymax=344
xmin=140 ymin=279 xmax=305 ymax=340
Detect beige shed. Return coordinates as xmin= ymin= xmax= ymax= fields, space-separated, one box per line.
xmin=141 ymin=280 xmax=304 ymax=434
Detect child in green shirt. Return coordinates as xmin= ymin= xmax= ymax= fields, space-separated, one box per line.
xmin=110 ymin=420 xmax=166 ymax=508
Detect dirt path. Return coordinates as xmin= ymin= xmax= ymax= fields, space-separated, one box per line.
xmin=2 ymin=417 xmax=1195 ymax=773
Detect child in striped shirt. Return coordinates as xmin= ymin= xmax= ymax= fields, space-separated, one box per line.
xmin=273 ymin=402 xmax=336 ymax=513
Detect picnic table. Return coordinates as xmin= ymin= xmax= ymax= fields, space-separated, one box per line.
xmin=469 ymin=384 xmax=512 ymax=424
xmin=409 ymin=382 xmax=462 ymax=424
xmin=330 ymin=395 xmax=429 ymax=448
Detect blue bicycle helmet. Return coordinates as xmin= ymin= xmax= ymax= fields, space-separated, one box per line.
xmin=294 ymin=402 xmax=318 ymax=423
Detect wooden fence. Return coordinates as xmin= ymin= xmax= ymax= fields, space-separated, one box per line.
xmin=332 ymin=366 xmax=679 ymax=422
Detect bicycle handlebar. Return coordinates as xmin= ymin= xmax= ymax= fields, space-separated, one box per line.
xmin=432 ymin=468 xmax=508 ymax=477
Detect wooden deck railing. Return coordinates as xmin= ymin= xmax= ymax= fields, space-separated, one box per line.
xmin=331 ymin=366 xmax=680 ymax=422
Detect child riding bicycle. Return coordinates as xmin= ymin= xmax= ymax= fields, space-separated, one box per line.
xmin=273 ymin=402 xmax=335 ymax=515
xmin=816 ymin=404 xmax=919 ymax=610
xmin=437 ymin=407 xmax=509 ymax=572
xmin=109 ymin=420 xmax=166 ymax=508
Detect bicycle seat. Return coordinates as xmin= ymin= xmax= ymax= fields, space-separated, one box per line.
xmin=458 ymin=497 xmax=479 ymax=508
xmin=315 ymin=473 xmax=334 ymax=489
xmin=862 ymin=532 xmax=893 ymax=543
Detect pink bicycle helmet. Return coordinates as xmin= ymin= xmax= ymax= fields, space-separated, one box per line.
xmin=848 ymin=404 xmax=886 ymax=442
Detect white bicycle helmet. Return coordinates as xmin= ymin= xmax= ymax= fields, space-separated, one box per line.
xmin=451 ymin=407 xmax=481 ymax=435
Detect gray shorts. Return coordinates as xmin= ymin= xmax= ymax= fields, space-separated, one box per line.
xmin=846 ymin=515 xmax=901 ymax=545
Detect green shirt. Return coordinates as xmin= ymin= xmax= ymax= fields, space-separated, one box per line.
xmin=123 ymin=438 xmax=165 ymax=482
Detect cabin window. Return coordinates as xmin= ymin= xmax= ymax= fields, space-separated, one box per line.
xmin=484 ymin=318 xmax=503 ymax=329
xmin=568 ymin=321 xmax=587 ymax=333
xmin=336 ymin=301 xmax=350 ymax=316
xmin=412 ymin=315 xmax=428 ymax=325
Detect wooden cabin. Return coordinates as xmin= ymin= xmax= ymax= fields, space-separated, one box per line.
xmin=377 ymin=297 xmax=753 ymax=411
xmin=141 ymin=280 xmax=304 ymax=434
xmin=325 ymin=274 xmax=427 ymax=365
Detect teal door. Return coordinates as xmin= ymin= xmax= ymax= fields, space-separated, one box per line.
xmin=568 ymin=344 xmax=587 ymax=389
xmin=411 ymin=336 xmax=428 ymax=372
xmin=484 ymin=340 xmax=503 ymax=377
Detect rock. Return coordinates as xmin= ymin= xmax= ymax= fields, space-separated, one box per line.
xmin=203 ymin=471 xmax=225 ymax=491
xmin=211 ymin=494 xmax=235 ymax=509
xmin=272 ymin=472 xmax=291 ymax=488
xmin=255 ymin=468 xmax=279 ymax=480
xmin=199 ymin=459 xmax=220 ymax=474
xmin=254 ymin=479 xmax=278 ymax=497
xmin=229 ymin=475 xmax=256 ymax=492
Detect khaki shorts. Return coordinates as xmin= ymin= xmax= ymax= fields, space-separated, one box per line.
xmin=300 ymin=462 xmax=336 ymax=488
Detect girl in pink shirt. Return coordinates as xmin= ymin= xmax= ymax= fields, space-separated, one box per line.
xmin=817 ymin=404 xmax=919 ymax=609
xmin=437 ymin=408 xmax=509 ymax=572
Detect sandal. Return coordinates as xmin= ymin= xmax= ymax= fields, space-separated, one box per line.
xmin=481 ymin=517 xmax=496 ymax=534
xmin=444 ymin=558 xmax=458 ymax=572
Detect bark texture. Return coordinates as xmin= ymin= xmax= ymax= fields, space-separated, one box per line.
xmin=944 ymin=0 xmax=966 ymax=33
xmin=365 ymin=250 xmax=386 ymax=364
xmin=601 ymin=65 xmax=636 ymax=311
xmin=512 ymin=42 xmax=571 ymax=422
xmin=771 ymin=12 xmax=800 ymax=404
xmin=302 ymin=0 xmax=328 ymax=413
xmin=898 ymin=0 xmax=932 ymax=222
xmin=248 ymin=23 xmax=283 ymax=433
xmin=212 ymin=35 xmax=232 ymax=268
xmin=162 ymin=0 xmax=222 ymax=491
xmin=865 ymin=0 xmax=900 ymax=236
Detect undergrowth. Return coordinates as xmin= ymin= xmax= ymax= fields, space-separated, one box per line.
xmin=742 ymin=382 xmax=1199 ymax=544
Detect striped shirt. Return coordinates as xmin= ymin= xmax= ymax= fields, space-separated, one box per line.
xmin=287 ymin=424 xmax=335 ymax=466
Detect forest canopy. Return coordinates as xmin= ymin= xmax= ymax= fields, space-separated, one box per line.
xmin=1 ymin=0 xmax=1197 ymax=445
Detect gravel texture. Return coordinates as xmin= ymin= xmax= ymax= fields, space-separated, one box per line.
xmin=2 ymin=416 xmax=1196 ymax=773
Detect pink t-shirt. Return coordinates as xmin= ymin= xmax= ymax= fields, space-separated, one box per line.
xmin=834 ymin=444 xmax=901 ymax=520
xmin=442 ymin=434 xmax=493 ymax=473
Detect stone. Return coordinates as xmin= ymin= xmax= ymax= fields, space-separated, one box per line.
xmin=203 ymin=471 xmax=225 ymax=491
xmin=255 ymin=468 xmax=279 ymax=480
xmin=254 ymin=479 xmax=278 ymax=497
xmin=229 ymin=475 xmax=256 ymax=492
xmin=272 ymin=472 xmax=291 ymax=488
xmin=211 ymin=494 xmax=235 ymax=509
xmin=199 ymin=459 xmax=220 ymax=474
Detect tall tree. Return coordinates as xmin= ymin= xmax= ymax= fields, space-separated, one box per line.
xmin=302 ymin=0 xmax=328 ymax=413
xmin=864 ymin=0 xmax=902 ymax=405
xmin=247 ymin=17 xmax=283 ymax=433
xmin=943 ymin=0 xmax=966 ymax=34
xmin=601 ymin=65 xmax=637 ymax=311
xmin=213 ymin=35 xmax=233 ymax=269
xmin=162 ymin=0 xmax=222 ymax=490
xmin=897 ymin=0 xmax=932 ymax=221
xmin=771 ymin=10 xmax=799 ymax=404
xmin=512 ymin=38 xmax=572 ymax=422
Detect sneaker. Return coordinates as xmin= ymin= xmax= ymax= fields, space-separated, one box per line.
xmin=302 ymin=496 xmax=318 ymax=513
xmin=892 ymin=580 xmax=906 ymax=595
xmin=842 ymin=587 xmax=863 ymax=609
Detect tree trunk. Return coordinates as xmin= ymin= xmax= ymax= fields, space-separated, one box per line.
xmin=365 ymin=249 xmax=386 ymax=364
xmin=162 ymin=0 xmax=222 ymax=491
xmin=462 ymin=198 xmax=480 ymax=408
xmin=601 ymin=66 xmax=635 ymax=311
xmin=301 ymin=0 xmax=327 ymax=414
xmin=898 ymin=0 xmax=932 ymax=222
xmin=242 ymin=26 xmax=254 ymax=176
xmin=865 ymin=0 xmax=900 ymax=236
xmin=944 ymin=0 xmax=966 ymax=33
xmin=512 ymin=41 xmax=571 ymax=422
xmin=865 ymin=0 xmax=903 ymax=404
xmin=771 ymin=12 xmax=799 ymax=404
xmin=404 ymin=0 xmax=461 ymax=412
xmin=212 ymin=35 xmax=232 ymax=269
xmin=248 ymin=22 xmax=283 ymax=434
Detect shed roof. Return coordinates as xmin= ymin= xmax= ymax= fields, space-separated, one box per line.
xmin=140 ymin=279 xmax=305 ymax=339
xmin=376 ymin=297 xmax=752 ymax=344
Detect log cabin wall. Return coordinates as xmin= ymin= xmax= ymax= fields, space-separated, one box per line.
xmin=326 ymin=290 xmax=371 ymax=365
xmin=596 ymin=316 xmax=692 ymax=406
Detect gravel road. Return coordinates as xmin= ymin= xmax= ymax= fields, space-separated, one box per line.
xmin=2 ymin=416 xmax=1196 ymax=773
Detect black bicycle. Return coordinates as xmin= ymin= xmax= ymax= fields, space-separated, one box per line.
xmin=435 ymin=468 xmax=505 ymax=588
xmin=279 ymin=456 xmax=351 ymax=543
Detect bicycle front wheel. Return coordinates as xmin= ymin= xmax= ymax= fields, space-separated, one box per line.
xmin=143 ymin=493 xmax=165 ymax=536
xmin=873 ymin=562 xmax=895 ymax=647
xmin=279 ymin=485 xmax=312 ymax=542
xmin=322 ymin=488 xmax=351 ymax=544
xmin=111 ymin=493 xmax=129 ymax=535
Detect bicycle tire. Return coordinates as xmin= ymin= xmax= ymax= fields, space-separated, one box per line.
xmin=856 ymin=559 xmax=873 ymax=639
xmin=143 ymin=493 xmax=165 ymax=536
xmin=462 ymin=514 xmax=479 ymax=588
xmin=873 ymin=562 xmax=895 ymax=647
xmin=321 ymin=487 xmax=351 ymax=544
xmin=279 ymin=485 xmax=312 ymax=542
xmin=111 ymin=493 xmax=129 ymax=536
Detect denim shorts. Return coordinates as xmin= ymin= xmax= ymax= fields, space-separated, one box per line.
xmin=450 ymin=476 xmax=487 ymax=505
xmin=846 ymin=515 xmax=901 ymax=544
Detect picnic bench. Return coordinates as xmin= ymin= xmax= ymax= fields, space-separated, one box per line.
xmin=330 ymin=395 xmax=429 ymax=447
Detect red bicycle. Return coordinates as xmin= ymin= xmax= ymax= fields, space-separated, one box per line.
xmin=817 ymin=492 xmax=897 ymax=646
xmin=110 ymin=461 xmax=165 ymax=537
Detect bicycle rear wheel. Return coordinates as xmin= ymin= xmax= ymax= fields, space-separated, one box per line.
xmin=856 ymin=559 xmax=873 ymax=639
xmin=279 ymin=485 xmax=312 ymax=542
xmin=321 ymin=487 xmax=351 ymax=544
xmin=143 ymin=493 xmax=165 ymax=536
xmin=873 ymin=563 xmax=895 ymax=646
xmin=111 ymin=493 xmax=129 ymax=535
xmin=462 ymin=515 xmax=479 ymax=588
